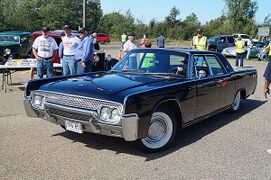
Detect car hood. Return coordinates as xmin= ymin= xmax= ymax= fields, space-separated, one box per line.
xmin=39 ymin=72 xmax=172 ymax=100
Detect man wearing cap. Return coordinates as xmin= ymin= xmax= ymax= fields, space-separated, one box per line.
xmin=121 ymin=34 xmax=137 ymax=58
xmin=62 ymin=25 xmax=80 ymax=75
xmin=191 ymin=29 xmax=208 ymax=51
xmin=32 ymin=26 xmax=58 ymax=78
xmin=74 ymin=27 xmax=94 ymax=74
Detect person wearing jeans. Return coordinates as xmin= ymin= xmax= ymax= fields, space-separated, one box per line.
xmin=36 ymin=59 xmax=53 ymax=77
xmin=74 ymin=27 xmax=93 ymax=74
xmin=61 ymin=25 xmax=80 ymax=76
xmin=32 ymin=26 xmax=58 ymax=78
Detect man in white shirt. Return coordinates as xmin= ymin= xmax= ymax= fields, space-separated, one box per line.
xmin=32 ymin=26 xmax=58 ymax=78
xmin=121 ymin=34 xmax=137 ymax=59
xmin=62 ymin=25 xmax=81 ymax=75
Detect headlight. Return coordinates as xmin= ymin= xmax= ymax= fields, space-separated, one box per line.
xmin=32 ymin=94 xmax=45 ymax=109
xmin=111 ymin=109 xmax=121 ymax=122
xmin=100 ymin=107 xmax=122 ymax=124
xmin=4 ymin=48 xmax=11 ymax=55
xmin=100 ymin=107 xmax=111 ymax=119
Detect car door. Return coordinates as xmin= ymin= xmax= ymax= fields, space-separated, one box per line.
xmin=227 ymin=36 xmax=235 ymax=47
xmin=193 ymin=55 xmax=220 ymax=118
xmin=204 ymin=55 xmax=235 ymax=108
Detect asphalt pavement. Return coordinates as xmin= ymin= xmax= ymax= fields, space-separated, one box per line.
xmin=0 ymin=45 xmax=271 ymax=179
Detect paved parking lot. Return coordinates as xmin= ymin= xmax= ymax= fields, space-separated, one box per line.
xmin=0 ymin=46 xmax=271 ymax=179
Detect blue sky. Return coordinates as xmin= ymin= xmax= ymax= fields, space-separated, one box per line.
xmin=100 ymin=0 xmax=270 ymax=24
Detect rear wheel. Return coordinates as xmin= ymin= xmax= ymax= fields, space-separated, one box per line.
xmin=139 ymin=108 xmax=177 ymax=152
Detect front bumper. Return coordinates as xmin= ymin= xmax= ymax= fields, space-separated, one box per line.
xmin=24 ymin=97 xmax=140 ymax=141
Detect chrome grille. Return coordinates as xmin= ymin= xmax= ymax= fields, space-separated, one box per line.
xmin=48 ymin=107 xmax=93 ymax=122
xmin=33 ymin=91 xmax=123 ymax=112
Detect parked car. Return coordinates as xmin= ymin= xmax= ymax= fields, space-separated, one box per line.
xmin=222 ymin=41 xmax=266 ymax=58
xmin=97 ymin=33 xmax=110 ymax=44
xmin=24 ymin=49 xmax=257 ymax=152
xmin=232 ymin=34 xmax=251 ymax=43
xmin=208 ymin=35 xmax=235 ymax=52
xmin=0 ymin=31 xmax=32 ymax=65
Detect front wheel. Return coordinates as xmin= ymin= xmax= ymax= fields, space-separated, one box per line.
xmin=139 ymin=108 xmax=177 ymax=152
xmin=230 ymin=91 xmax=241 ymax=112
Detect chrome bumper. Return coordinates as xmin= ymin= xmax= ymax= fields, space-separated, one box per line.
xmin=24 ymin=97 xmax=140 ymax=141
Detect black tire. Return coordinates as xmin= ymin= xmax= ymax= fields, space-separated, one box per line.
xmin=138 ymin=107 xmax=177 ymax=152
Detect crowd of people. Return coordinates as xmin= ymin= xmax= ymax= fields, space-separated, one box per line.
xmin=32 ymin=25 xmax=97 ymax=79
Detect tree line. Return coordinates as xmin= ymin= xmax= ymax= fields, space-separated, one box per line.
xmin=0 ymin=0 xmax=270 ymax=40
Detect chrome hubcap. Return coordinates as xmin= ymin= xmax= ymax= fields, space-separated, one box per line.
xmin=141 ymin=112 xmax=174 ymax=150
xmin=148 ymin=120 xmax=166 ymax=140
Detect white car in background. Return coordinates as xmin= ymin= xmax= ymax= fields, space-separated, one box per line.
xmin=232 ymin=34 xmax=252 ymax=43
xmin=222 ymin=41 xmax=266 ymax=58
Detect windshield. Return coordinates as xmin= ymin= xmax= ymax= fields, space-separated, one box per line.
xmin=112 ymin=50 xmax=189 ymax=78
xmin=0 ymin=35 xmax=20 ymax=43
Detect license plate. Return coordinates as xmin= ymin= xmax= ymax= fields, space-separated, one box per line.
xmin=65 ymin=120 xmax=83 ymax=134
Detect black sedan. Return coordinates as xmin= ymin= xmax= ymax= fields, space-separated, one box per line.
xmin=24 ymin=49 xmax=257 ymax=152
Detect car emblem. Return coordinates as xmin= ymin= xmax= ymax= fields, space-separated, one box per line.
xmin=79 ymin=84 xmax=84 ymax=87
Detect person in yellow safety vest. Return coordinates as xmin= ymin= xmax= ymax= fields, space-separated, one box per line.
xmin=140 ymin=41 xmax=154 ymax=68
xmin=263 ymin=42 xmax=271 ymax=98
xmin=120 ymin=32 xmax=127 ymax=50
xmin=235 ymin=35 xmax=245 ymax=68
xmin=141 ymin=53 xmax=155 ymax=68
xmin=191 ymin=29 xmax=207 ymax=51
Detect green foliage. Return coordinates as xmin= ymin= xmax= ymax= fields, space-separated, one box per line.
xmin=97 ymin=10 xmax=135 ymax=37
xmin=224 ymin=0 xmax=258 ymax=33
xmin=0 ymin=0 xmax=267 ymax=41
xmin=0 ymin=0 xmax=102 ymax=32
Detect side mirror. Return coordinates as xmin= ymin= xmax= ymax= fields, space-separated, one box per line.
xmin=198 ymin=70 xmax=207 ymax=78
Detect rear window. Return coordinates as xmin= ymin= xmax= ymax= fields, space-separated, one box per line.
xmin=208 ymin=37 xmax=218 ymax=42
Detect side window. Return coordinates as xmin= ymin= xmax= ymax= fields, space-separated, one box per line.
xmin=193 ymin=56 xmax=210 ymax=78
xmin=219 ymin=37 xmax=226 ymax=43
xmin=169 ymin=55 xmax=188 ymax=77
xmin=205 ymin=56 xmax=225 ymax=76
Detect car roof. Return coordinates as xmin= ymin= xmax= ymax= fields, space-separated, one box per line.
xmin=130 ymin=48 xmax=222 ymax=56
xmin=210 ymin=35 xmax=234 ymax=38
xmin=32 ymin=31 xmax=79 ymax=38
xmin=0 ymin=31 xmax=31 ymax=36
